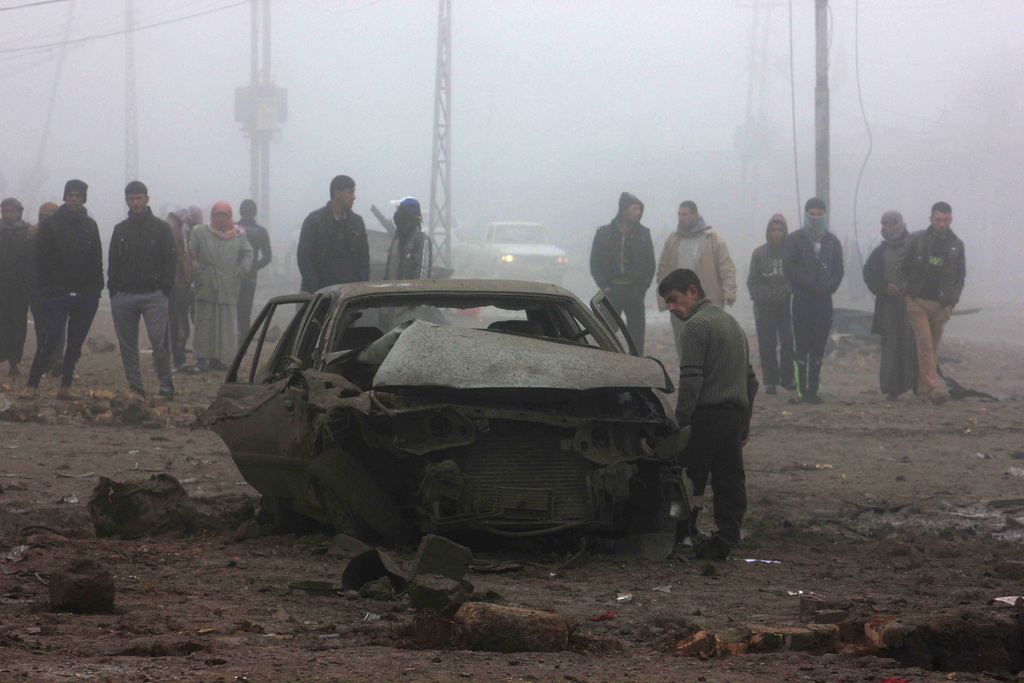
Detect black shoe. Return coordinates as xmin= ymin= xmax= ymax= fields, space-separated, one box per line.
xmin=766 ymin=385 xmax=777 ymax=395
xmin=158 ymin=389 xmax=175 ymax=402
xmin=694 ymin=535 xmax=731 ymax=561
xmin=788 ymin=396 xmax=802 ymax=405
xmin=885 ymin=392 xmax=899 ymax=402
xmin=805 ymin=394 xmax=824 ymax=405
xmin=131 ymin=387 xmax=146 ymax=399
xmin=781 ymin=382 xmax=797 ymax=392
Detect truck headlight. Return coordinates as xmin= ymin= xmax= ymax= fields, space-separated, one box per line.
xmin=500 ymin=254 xmax=514 ymax=263
xmin=557 ymin=257 xmax=568 ymax=264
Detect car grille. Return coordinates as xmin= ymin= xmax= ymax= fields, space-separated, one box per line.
xmin=454 ymin=422 xmax=591 ymax=523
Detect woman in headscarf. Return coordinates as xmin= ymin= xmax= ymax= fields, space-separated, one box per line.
xmin=189 ymin=202 xmax=253 ymax=372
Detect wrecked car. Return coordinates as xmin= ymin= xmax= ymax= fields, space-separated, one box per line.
xmin=204 ymin=280 xmax=687 ymax=544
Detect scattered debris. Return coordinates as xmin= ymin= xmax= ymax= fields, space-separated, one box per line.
xmin=3 ymin=545 xmax=29 ymax=563
xmin=56 ymin=493 xmax=79 ymax=504
xmin=408 ymin=573 xmax=469 ymax=611
xmin=0 ymin=393 xmax=11 ymax=413
xmin=50 ymin=558 xmax=115 ymax=614
xmin=452 ymin=602 xmax=572 ymax=652
xmin=56 ymin=471 xmax=95 ymax=479
xmin=588 ymin=612 xmax=614 ymax=622
xmin=989 ymin=596 xmax=1024 ymax=608
xmin=651 ymin=585 xmax=673 ymax=593
xmin=362 ymin=614 xmax=380 ymax=623
xmin=616 ymin=593 xmax=633 ymax=603
xmin=409 ymin=534 xmax=472 ymax=582
xmin=287 ymin=581 xmax=340 ymax=596
xmin=341 ymin=548 xmax=409 ymax=593
xmin=1008 ymin=468 xmax=1024 ymax=477
xmin=743 ymin=558 xmax=782 ymax=564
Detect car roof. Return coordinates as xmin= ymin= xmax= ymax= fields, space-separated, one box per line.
xmin=321 ymin=278 xmax=576 ymax=300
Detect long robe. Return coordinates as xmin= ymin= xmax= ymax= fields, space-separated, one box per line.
xmin=864 ymin=237 xmax=918 ymax=395
xmin=189 ymin=225 xmax=253 ymax=363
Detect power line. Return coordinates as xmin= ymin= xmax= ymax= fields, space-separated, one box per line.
xmin=0 ymin=0 xmax=68 ymax=12
xmin=787 ymin=0 xmax=801 ymax=222
xmin=851 ymin=0 xmax=872 ymax=269
xmin=0 ymin=0 xmax=247 ymax=54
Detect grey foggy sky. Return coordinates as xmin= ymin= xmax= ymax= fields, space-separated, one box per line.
xmin=1 ymin=0 xmax=1022 ymax=298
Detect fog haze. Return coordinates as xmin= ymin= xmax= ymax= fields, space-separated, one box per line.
xmin=2 ymin=0 xmax=1022 ymax=301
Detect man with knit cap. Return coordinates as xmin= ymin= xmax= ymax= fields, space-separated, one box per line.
xmin=236 ymin=199 xmax=272 ymax=344
xmin=659 ymin=268 xmax=759 ymax=560
xmin=589 ymin=192 xmax=656 ymax=354
xmin=863 ymin=210 xmax=917 ymax=400
xmin=747 ymin=214 xmax=795 ymax=395
xmin=297 ymin=175 xmax=368 ymax=293
xmin=25 ymin=179 xmax=103 ymax=399
xmin=897 ymin=201 xmax=966 ymax=404
xmin=783 ymin=197 xmax=844 ymax=404
xmin=657 ymin=201 xmax=737 ymax=359
xmin=108 ymin=181 xmax=177 ymax=400
xmin=0 ymin=198 xmax=34 ymax=377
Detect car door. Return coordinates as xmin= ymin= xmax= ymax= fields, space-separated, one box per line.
xmin=589 ymin=290 xmax=639 ymax=356
xmin=212 ymin=294 xmax=314 ymax=501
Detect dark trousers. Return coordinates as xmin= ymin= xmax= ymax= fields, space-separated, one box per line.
xmin=605 ymin=285 xmax=647 ymax=355
xmin=753 ymin=300 xmax=794 ymax=387
xmin=237 ymin=277 xmax=257 ymax=349
xmin=0 ymin=294 xmax=29 ymax=365
xmin=791 ymin=291 xmax=832 ymax=399
xmin=29 ymin=298 xmax=66 ymax=374
xmin=682 ymin=405 xmax=746 ymax=546
xmin=168 ymin=286 xmax=191 ymax=368
xmin=27 ymin=292 xmax=99 ymax=388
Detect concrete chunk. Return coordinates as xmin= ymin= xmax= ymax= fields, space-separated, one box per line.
xmin=408 ymin=573 xmax=469 ymax=611
xmin=409 ymin=534 xmax=472 ymax=582
xmin=50 ymin=559 xmax=115 ymax=614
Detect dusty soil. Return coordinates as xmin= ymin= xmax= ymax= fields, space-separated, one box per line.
xmin=2 ymin=305 xmax=1024 ymax=682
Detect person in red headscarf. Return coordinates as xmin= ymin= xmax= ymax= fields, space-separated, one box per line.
xmin=188 ymin=202 xmax=253 ymax=372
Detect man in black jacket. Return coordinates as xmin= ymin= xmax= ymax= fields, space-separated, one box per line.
xmin=108 ymin=181 xmax=178 ymax=400
xmin=0 ymin=198 xmax=34 ymax=377
xmin=25 ymin=179 xmax=104 ymax=399
xmin=897 ymin=201 xmax=966 ymax=404
xmin=236 ymin=199 xmax=272 ymax=344
xmin=782 ymin=198 xmax=844 ymax=404
xmin=589 ymin=192 xmax=656 ymax=354
xmin=296 ymin=175 xmax=369 ymax=293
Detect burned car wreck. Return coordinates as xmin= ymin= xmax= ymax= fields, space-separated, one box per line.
xmin=204 ymin=280 xmax=687 ymax=544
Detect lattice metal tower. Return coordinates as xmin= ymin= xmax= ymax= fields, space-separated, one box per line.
xmin=429 ymin=0 xmax=452 ymax=267
xmin=124 ymin=0 xmax=139 ymax=183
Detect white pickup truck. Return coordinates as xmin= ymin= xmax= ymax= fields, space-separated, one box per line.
xmin=455 ymin=221 xmax=569 ymax=285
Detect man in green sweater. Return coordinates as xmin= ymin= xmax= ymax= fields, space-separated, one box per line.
xmin=659 ymin=268 xmax=759 ymax=560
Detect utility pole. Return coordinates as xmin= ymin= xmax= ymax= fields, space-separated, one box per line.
xmin=429 ymin=0 xmax=452 ymax=268
xmin=124 ymin=0 xmax=139 ymax=183
xmin=236 ymin=0 xmax=286 ymax=225
xmin=814 ymin=0 xmax=829 ymax=208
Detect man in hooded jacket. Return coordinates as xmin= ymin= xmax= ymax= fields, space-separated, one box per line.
xmin=747 ymin=214 xmax=795 ymax=395
xmin=657 ymin=201 xmax=737 ymax=360
xmin=863 ymin=210 xmax=917 ymax=400
xmin=783 ymin=197 xmax=844 ymax=404
xmin=384 ymin=197 xmax=432 ymax=281
xmin=589 ymin=192 xmax=656 ymax=354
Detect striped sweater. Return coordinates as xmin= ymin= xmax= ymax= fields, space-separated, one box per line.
xmin=675 ymin=298 xmax=759 ymax=435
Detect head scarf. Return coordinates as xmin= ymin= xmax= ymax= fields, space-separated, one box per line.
xmin=880 ymin=209 xmax=907 ymax=242
xmin=187 ymin=205 xmax=203 ymax=228
xmin=209 ymin=201 xmax=243 ymax=240
xmin=803 ymin=211 xmax=828 ymax=242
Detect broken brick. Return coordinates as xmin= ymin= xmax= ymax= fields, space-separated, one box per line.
xmin=674 ymin=630 xmax=716 ymax=658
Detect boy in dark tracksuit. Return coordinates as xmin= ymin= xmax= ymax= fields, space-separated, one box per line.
xmin=746 ymin=213 xmax=794 ymax=395
xmin=782 ymin=198 xmax=843 ymax=404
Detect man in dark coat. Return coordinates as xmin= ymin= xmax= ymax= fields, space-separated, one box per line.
xmin=782 ymin=197 xmax=844 ymax=404
xmin=589 ymin=192 xmax=656 ymax=354
xmin=384 ymin=197 xmax=432 ymax=280
xmin=236 ymin=198 xmax=273 ymax=343
xmin=0 ymin=198 xmax=34 ymax=377
xmin=897 ymin=201 xmax=966 ymax=404
xmin=863 ymin=210 xmax=917 ymax=400
xmin=108 ymin=181 xmax=178 ymax=400
xmin=25 ymin=179 xmax=104 ymax=399
xmin=27 ymin=202 xmax=65 ymax=378
xmin=746 ymin=213 xmax=795 ymax=395
xmin=296 ymin=175 xmax=369 ymax=293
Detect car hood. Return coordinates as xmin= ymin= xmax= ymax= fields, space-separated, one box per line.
xmin=492 ymin=243 xmax=566 ymax=257
xmin=373 ymin=320 xmax=669 ymax=392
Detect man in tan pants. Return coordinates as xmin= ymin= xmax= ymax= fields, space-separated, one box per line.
xmin=897 ymin=202 xmax=966 ymax=404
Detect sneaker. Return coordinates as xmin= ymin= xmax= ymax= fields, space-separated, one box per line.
xmin=694 ymin=535 xmax=732 ymax=561
xmin=171 ymin=363 xmax=188 ymax=375
xmin=158 ymin=389 xmax=175 ymax=402
xmin=56 ymin=386 xmax=82 ymax=401
xmin=130 ymin=387 xmax=147 ymax=400
xmin=930 ymin=391 xmax=949 ymax=405
xmin=765 ymin=385 xmax=777 ymax=396
xmin=885 ymin=392 xmax=900 ymax=402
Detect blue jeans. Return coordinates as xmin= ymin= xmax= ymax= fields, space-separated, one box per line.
xmin=27 ymin=292 xmax=99 ymax=388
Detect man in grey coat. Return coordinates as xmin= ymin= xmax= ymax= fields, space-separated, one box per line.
xmin=108 ymin=181 xmax=178 ymax=399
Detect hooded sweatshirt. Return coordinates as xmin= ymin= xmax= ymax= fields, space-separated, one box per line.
xmin=589 ymin=192 xmax=656 ymax=292
xmin=746 ymin=214 xmax=791 ymax=305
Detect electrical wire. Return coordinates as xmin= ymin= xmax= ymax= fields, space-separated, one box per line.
xmin=788 ymin=0 xmax=801 ymax=222
xmin=0 ymin=0 xmax=68 ymax=11
xmin=0 ymin=0 xmax=248 ymax=54
xmin=851 ymin=0 xmax=872 ymax=270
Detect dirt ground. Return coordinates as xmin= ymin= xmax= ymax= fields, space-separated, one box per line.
xmin=2 ymin=303 xmax=1024 ymax=682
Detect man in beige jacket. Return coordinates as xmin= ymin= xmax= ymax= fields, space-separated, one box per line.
xmin=657 ymin=201 xmax=737 ymax=358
